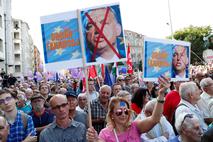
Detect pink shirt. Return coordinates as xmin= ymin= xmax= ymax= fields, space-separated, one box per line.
xmin=99 ymin=121 xmax=141 ymax=142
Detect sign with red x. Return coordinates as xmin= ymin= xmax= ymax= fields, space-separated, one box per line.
xmin=80 ymin=3 xmax=127 ymax=66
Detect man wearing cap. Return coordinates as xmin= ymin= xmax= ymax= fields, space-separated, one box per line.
xmin=65 ymin=91 xmax=88 ymax=127
xmin=30 ymin=93 xmax=54 ymax=138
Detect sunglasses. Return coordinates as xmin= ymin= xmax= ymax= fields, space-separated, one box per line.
xmin=114 ymin=108 xmax=129 ymax=116
xmin=52 ymin=102 xmax=68 ymax=110
xmin=181 ymin=114 xmax=193 ymax=126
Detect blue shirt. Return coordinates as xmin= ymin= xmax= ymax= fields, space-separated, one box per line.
xmin=7 ymin=111 xmax=36 ymax=142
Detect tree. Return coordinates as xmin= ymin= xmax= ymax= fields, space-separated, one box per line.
xmin=171 ymin=25 xmax=212 ymax=65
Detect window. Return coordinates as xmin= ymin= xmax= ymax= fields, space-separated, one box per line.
xmin=14 ymin=54 xmax=20 ymax=61
xmin=14 ymin=21 xmax=19 ymax=30
xmin=15 ymin=65 xmax=21 ymax=72
xmin=14 ymin=43 xmax=20 ymax=51
xmin=0 ymin=39 xmax=2 ymax=52
xmin=14 ymin=32 xmax=20 ymax=39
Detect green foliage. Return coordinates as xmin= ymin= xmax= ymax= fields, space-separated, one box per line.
xmin=172 ymin=25 xmax=212 ymax=65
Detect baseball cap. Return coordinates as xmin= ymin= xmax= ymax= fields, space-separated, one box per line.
xmin=31 ymin=94 xmax=45 ymax=102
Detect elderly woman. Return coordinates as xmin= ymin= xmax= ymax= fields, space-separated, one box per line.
xmin=87 ymin=76 xmax=170 ymax=142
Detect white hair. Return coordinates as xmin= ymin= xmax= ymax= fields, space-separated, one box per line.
xmin=77 ymin=93 xmax=87 ymax=99
xmin=144 ymin=99 xmax=157 ymax=112
xmin=179 ymin=82 xmax=197 ymax=101
xmin=200 ymin=77 xmax=213 ymax=90
xmin=175 ymin=113 xmax=199 ymax=134
xmin=99 ymin=85 xmax=111 ymax=94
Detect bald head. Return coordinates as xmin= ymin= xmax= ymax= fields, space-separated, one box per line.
xmin=49 ymin=94 xmax=68 ymax=108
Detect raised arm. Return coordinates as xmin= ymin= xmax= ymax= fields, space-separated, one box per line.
xmin=136 ymin=76 xmax=170 ymax=133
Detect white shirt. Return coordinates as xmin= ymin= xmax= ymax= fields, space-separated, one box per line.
xmin=175 ymin=99 xmax=208 ymax=132
xmin=140 ymin=116 xmax=176 ymax=142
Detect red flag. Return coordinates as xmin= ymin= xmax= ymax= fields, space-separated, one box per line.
xmin=101 ymin=64 xmax=105 ymax=79
xmin=127 ymin=43 xmax=133 ymax=74
xmin=88 ymin=65 xmax=97 ymax=79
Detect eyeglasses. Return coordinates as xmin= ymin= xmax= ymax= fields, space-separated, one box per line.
xmin=181 ymin=114 xmax=193 ymax=126
xmin=114 ymin=108 xmax=129 ymax=116
xmin=52 ymin=102 xmax=68 ymax=110
xmin=0 ymin=96 xmax=13 ymax=105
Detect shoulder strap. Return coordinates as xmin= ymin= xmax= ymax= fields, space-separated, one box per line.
xmin=21 ymin=112 xmax=28 ymax=131
xmin=171 ymin=103 xmax=189 ymax=135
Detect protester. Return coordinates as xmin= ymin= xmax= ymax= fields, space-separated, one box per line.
xmin=65 ymin=91 xmax=88 ymax=127
xmin=175 ymin=113 xmax=203 ymax=142
xmin=39 ymin=94 xmax=86 ymax=142
xmin=0 ymin=116 xmax=9 ymax=142
xmin=87 ymin=76 xmax=170 ymax=142
xmin=111 ymin=83 xmax=122 ymax=97
xmin=91 ymin=85 xmax=111 ymax=133
xmin=30 ymin=93 xmax=54 ymax=138
xmin=0 ymin=89 xmax=37 ymax=142
xmin=175 ymin=82 xmax=208 ymax=132
xmin=140 ymin=99 xmax=176 ymax=142
xmin=76 ymin=93 xmax=88 ymax=112
xmin=131 ymin=88 xmax=150 ymax=115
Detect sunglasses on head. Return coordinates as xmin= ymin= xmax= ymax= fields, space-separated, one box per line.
xmin=114 ymin=108 xmax=129 ymax=116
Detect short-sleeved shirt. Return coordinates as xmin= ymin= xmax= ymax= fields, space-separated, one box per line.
xmin=73 ymin=110 xmax=88 ymax=128
xmin=91 ymin=98 xmax=108 ymax=133
xmin=7 ymin=111 xmax=36 ymax=142
xmin=99 ymin=122 xmax=141 ymax=142
xmin=30 ymin=108 xmax=54 ymax=135
xmin=39 ymin=120 xmax=86 ymax=142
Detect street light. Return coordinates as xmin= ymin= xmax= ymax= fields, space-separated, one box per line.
xmin=168 ymin=0 xmax=174 ymax=39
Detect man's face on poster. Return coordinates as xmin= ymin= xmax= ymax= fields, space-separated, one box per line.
xmin=172 ymin=45 xmax=189 ymax=73
xmin=86 ymin=8 xmax=121 ymax=50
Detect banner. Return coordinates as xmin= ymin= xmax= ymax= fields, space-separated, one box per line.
xmin=79 ymin=3 xmax=127 ymax=66
xmin=41 ymin=11 xmax=83 ymax=71
xmin=143 ymin=37 xmax=190 ymax=81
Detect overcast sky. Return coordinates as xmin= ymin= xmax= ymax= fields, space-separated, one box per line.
xmin=12 ymin=0 xmax=213 ymax=56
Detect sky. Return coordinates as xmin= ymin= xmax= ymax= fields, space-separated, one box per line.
xmin=12 ymin=0 xmax=213 ymax=59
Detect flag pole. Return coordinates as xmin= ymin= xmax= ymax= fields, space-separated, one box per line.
xmin=77 ymin=9 xmax=92 ymax=128
xmin=168 ymin=0 xmax=174 ymax=39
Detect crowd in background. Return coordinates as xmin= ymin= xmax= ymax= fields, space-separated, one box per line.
xmin=0 ymin=64 xmax=212 ymax=142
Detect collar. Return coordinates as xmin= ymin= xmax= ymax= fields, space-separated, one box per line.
xmin=50 ymin=119 xmax=79 ymax=129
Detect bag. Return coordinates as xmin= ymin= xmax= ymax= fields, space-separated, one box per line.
xmin=21 ymin=111 xmax=28 ymax=131
xmin=171 ymin=103 xmax=188 ymax=135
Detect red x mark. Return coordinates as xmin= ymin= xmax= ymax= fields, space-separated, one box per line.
xmin=174 ymin=46 xmax=187 ymax=67
xmin=85 ymin=7 xmax=122 ymax=62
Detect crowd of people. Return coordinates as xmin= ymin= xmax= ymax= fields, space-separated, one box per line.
xmin=0 ymin=66 xmax=212 ymax=142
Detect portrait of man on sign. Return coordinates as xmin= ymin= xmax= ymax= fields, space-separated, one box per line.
xmin=172 ymin=45 xmax=189 ymax=78
xmin=81 ymin=4 xmax=126 ymax=64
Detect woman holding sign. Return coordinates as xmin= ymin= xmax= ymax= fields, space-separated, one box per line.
xmin=86 ymin=76 xmax=170 ymax=142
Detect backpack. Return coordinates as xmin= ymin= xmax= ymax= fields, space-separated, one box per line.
xmin=171 ymin=103 xmax=188 ymax=135
xmin=20 ymin=111 xmax=28 ymax=131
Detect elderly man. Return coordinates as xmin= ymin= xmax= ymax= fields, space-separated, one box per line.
xmin=76 ymin=93 xmax=88 ymax=112
xmin=39 ymin=94 xmax=86 ymax=142
xmin=0 ymin=116 xmax=9 ymax=142
xmin=200 ymin=77 xmax=213 ymax=114
xmin=140 ymin=99 xmax=176 ymax=142
xmin=91 ymin=85 xmax=111 ymax=133
xmin=175 ymin=113 xmax=203 ymax=142
xmin=175 ymin=82 xmax=208 ymax=133
xmin=30 ymin=93 xmax=54 ymax=138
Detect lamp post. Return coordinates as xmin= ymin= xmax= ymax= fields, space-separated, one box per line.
xmin=168 ymin=0 xmax=174 ymax=39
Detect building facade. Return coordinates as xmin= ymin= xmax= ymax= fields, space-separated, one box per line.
xmin=124 ymin=30 xmax=144 ymax=70
xmin=13 ymin=19 xmax=34 ymax=77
